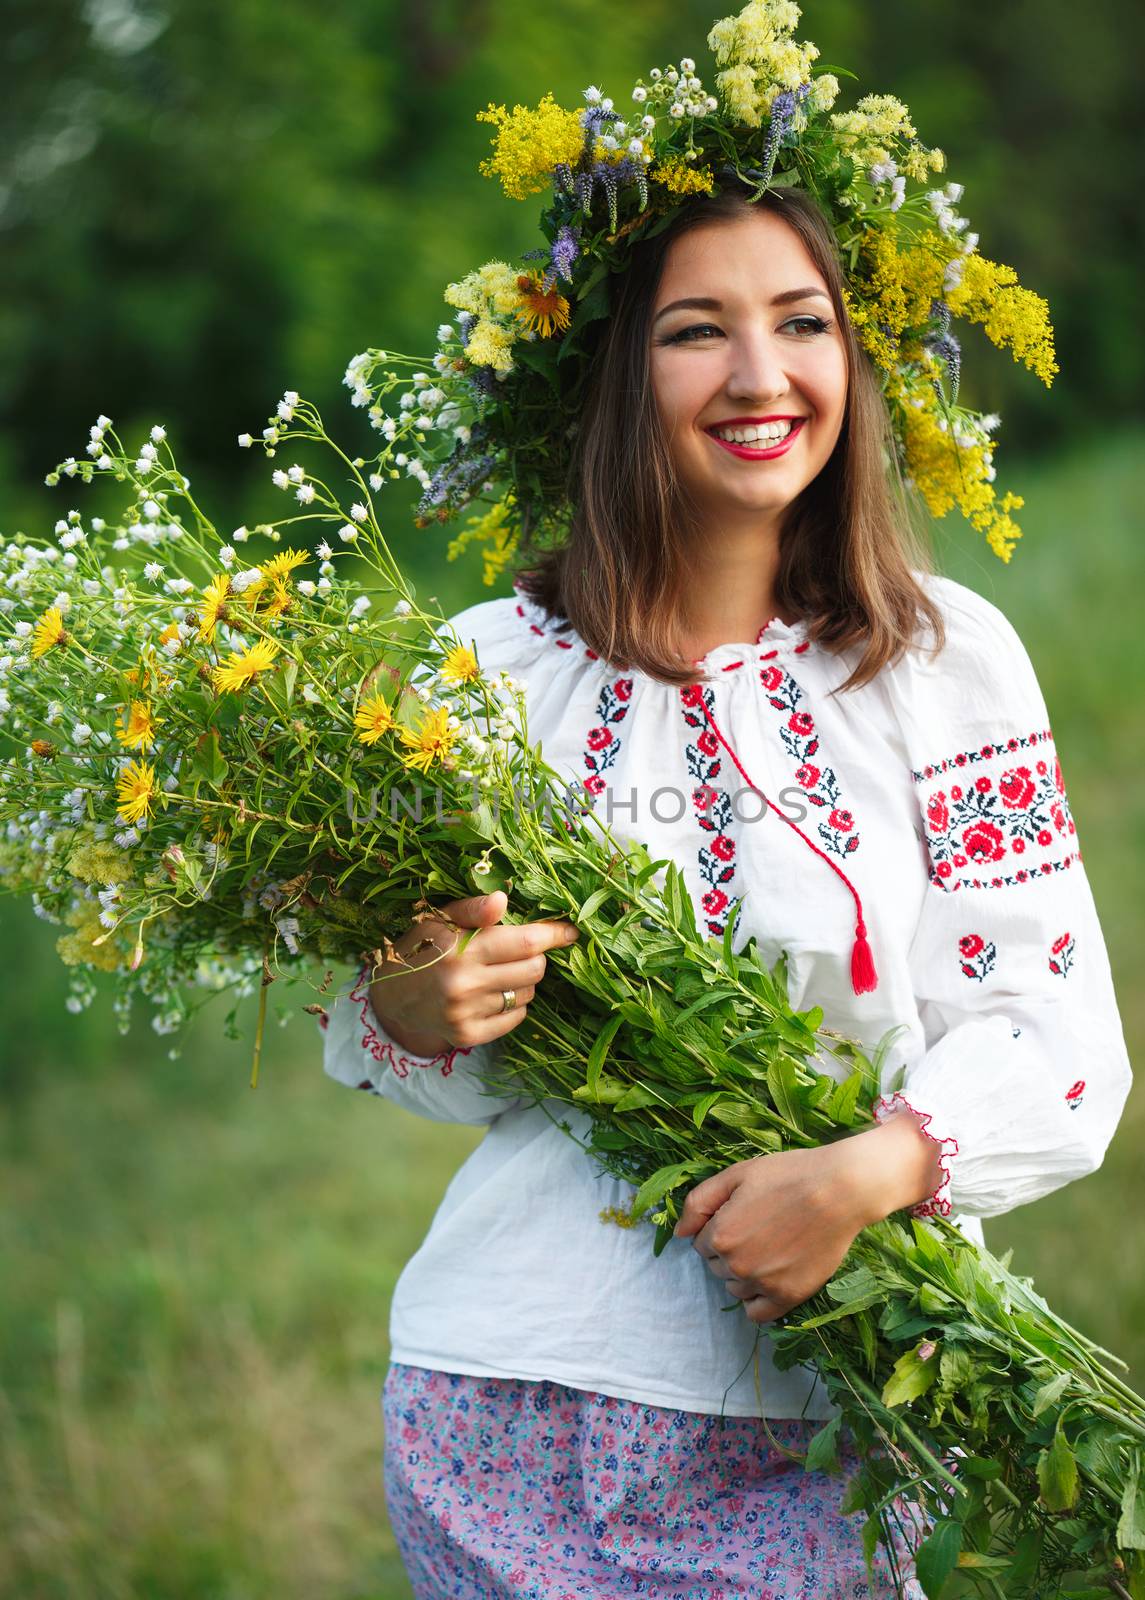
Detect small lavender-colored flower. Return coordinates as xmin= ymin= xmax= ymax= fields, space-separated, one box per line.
xmin=551 ymin=224 xmax=581 ymax=284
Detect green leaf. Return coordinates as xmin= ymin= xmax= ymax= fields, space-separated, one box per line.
xmin=1037 ymin=1424 xmax=1080 ymax=1512
xmin=1032 ymin=1370 xmax=1072 ymax=1418
xmin=585 ymin=1014 xmax=623 ymax=1097
xmin=191 ymin=729 xmax=227 ymax=789
xmin=881 ymin=1342 xmax=941 ymax=1408
xmin=914 ymin=1518 xmax=962 ymax=1599
xmin=613 ymin=1083 xmax=662 ymax=1113
xmin=628 ymin=1159 xmax=710 ymax=1223
xmin=766 ymin=1055 xmax=801 ymax=1128
xmin=577 ymin=885 xmax=613 ymax=921
xmin=1119 ymin=1467 xmax=1145 ymax=1550
xmin=691 ymin=1090 xmax=725 ymax=1130
xmin=803 ymin=1414 xmax=841 ymax=1474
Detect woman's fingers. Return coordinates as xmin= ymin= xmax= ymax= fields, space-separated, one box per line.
xmin=467 ymin=920 xmax=579 ymax=966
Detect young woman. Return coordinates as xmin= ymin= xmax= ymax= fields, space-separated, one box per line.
xmin=321 ymin=184 xmax=1132 ymax=1596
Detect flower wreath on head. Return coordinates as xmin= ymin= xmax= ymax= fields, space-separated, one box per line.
xmin=256 ymin=0 xmax=1058 ymax=579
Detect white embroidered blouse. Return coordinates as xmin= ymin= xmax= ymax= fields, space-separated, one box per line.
xmin=319 ymin=570 xmax=1132 ymax=1419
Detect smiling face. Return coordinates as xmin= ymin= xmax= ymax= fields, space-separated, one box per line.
xmin=649 ymin=206 xmax=849 ymax=539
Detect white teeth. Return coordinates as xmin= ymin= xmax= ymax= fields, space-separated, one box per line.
xmin=711 ymin=420 xmax=797 ymax=445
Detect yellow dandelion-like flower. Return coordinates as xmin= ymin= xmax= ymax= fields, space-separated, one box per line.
xmin=353 ymin=691 xmax=395 ymax=745
xmin=446 ymin=495 xmax=521 ymax=587
xmin=116 ymin=758 xmax=158 ymax=825
xmin=514 ymin=272 xmax=571 ymax=339
xmin=650 ymin=156 xmax=717 ymax=198
xmin=261 ymin=547 xmax=309 ymax=585
xmin=397 ymin=707 xmax=458 ymax=774
xmin=476 ymin=92 xmax=584 ymax=201
xmin=438 ymin=644 xmax=480 ymax=687
xmin=31 ymin=739 xmax=57 ymax=760
xmin=211 ymin=638 xmax=280 ymax=694
xmin=197 ymin=572 xmax=232 ymax=642
xmin=260 ymin=578 xmax=293 ymax=620
xmin=31 ymin=606 xmax=67 ymax=659
xmin=116 ymin=699 xmax=163 ymax=752
xmin=159 ymin=621 xmax=181 ymax=649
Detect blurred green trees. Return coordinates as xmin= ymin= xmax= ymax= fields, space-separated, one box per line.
xmin=2 ymin=0 xmax=1141 ymax=565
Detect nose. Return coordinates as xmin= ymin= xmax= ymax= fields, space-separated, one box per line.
xmin=725 ymin=326 xmax=793 ymax=408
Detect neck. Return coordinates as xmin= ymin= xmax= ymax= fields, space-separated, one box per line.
xmin=679 ymin=513 xmax=792 ymax=653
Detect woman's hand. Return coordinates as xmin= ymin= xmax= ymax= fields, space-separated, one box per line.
xmin=367 ymin=889 xmax=579 ymax=1058
xmin=673 ymin=1115 xmax=945 ymax=1325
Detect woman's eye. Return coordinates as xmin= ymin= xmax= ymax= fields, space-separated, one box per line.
xmin=664 ymin=323 xmax=722 ymax=344
xmin=784 ymin=315 xmax=834 ymax=337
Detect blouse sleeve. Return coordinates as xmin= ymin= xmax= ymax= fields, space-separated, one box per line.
xmin=876 ymin=576 xmax=1133 ymax=1220
xmin=318 ymin=964 xmax=530 ymax=1126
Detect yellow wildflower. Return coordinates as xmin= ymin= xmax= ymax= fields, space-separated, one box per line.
xmin=57 ymin=905 xmax=122 ymax=972
xmin=599 ymin=1204 xmax=641 ymax=1229
xmin=116 ymin=699 xmax=162 ymax=752
xmin=31 ymin=739 xmax=57 ymax=760
xmin=353 ymin=691 xmax=394 ymax=745
xmin=260 ymin=578 xmax=293 ymax=620
xmin=446 ymin=496 xmax=521 ymax=587
xmin=67 ymin=839 xmax=134 ymax=884
xmin=116 ymin=758 xmax=158 ymax=825
xmin=890 ymin=372 xmax=1025 ymax=562
xmin=260 ymin=547 xmax=309 ymax=585
xmin=945 ymin=254 xmax=1058 ymax=386
xmin=31 ymin=606 xmax=67 ymax=658
xmin=438 ymin=644 xmax=480 ymax=687
xmin=707 ymin=2 xmax=820 ymax=129
xmin=445 ymin=261 xmax=520 ymax=319
xmin=476 ymin=92 xmax=584 ymax=201
xmin=514 ymin=272 xmax=571 ymax=339
xmin=397 ymin=707 xmax=458 ymax=774
xmin=901 ymin=143 xmax=946 ymax=181
xmin=211 ymin=638 xmax=280 ymax=694
xmin=830 ymin=93 xmax=917 ymax=170
xmin=159 ymin=621 xmax=182 ymax=650
xmin=197 ymin=572 xmax=232 ymax=642
xmin=650 ymin=156 xmax=716 ymax=197
xmin=464 ymin=318 xmax=517 ymax=373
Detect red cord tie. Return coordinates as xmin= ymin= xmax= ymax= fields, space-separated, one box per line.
xmin=694 ymin=693 xmax=879 ymax=997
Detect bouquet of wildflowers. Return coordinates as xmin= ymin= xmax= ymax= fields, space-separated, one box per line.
xmin=1 ymin=397 xmax=1142 ymax=1600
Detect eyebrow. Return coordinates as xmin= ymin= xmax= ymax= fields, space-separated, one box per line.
xmin=652 ymin=287 xmax=831 ymax=325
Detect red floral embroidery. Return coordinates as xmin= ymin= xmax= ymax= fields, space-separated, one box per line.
xmin=872 ymin=1093 xmax=959 ymax=1219
xmin=915 ymin=730 xmax=1080 ymax=893
xmin=348 ymin=964 xmax=471 ymax=1082
xmin=581 ymin=675 xmax=634 ymax=801
xmin=1048 ymin=930 xmax=1076 ymax=979
xmin=679 ymin=684 xmax=742 ymax=939
xmin=757 ymin=662 xmax=861 ymax=858
xmin=1065 ymin=1079 xmax=1086 ymax=1111
xmin=958 ymin=932 xmax=996 ymax=982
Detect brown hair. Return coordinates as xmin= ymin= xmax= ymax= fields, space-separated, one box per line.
xmin=513 ymin=181 xmax=945 ymax=693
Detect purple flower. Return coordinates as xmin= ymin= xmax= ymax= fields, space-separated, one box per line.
xmin=550 ymin=224 xmax=580 ymax=283
xmin=924 ymin=299 xmax=961 ymax=404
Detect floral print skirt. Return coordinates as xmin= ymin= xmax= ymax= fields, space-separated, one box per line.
xmin=382 ymin=1362 xmax=927 ymax=1599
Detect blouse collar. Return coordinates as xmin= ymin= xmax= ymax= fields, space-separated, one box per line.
xmin=511 ymin=585 xmax=811 ymax=676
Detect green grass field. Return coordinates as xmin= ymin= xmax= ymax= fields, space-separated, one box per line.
xmin=2 ymin=429 xmax=1142 ymax=1598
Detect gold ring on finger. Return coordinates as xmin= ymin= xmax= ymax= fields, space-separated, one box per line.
xmin=500 ymin=988 xmax=517 ymax=1014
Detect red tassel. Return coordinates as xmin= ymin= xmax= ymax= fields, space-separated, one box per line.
xmin=851 ymin=918 xmax=878 ymax=995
